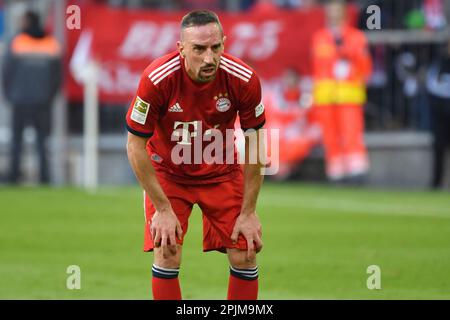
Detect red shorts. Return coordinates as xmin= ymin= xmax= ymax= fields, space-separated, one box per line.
xmin=143 ymin=171 xmax=248 ymax=253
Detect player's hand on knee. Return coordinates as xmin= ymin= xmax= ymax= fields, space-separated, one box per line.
xmin=231 ymin=212 xmax=263 ymax=262
xmin=245 ymin=234 xmax=263 ymax=262
xmin=150 ymin=209 xmax=183 ymax=257
xmin=256 ymin=225 xmax=263 ymax=253
xmin=161 ymin=232 xmax=176 ymax=258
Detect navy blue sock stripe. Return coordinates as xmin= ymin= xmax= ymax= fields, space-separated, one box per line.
xmin=230 ymin=266 xmax=259 ymax=281
xmin=152 ymin=264 xmax=179 ymax=279
xmin=152 ymin=264 xmax=180 ymax=273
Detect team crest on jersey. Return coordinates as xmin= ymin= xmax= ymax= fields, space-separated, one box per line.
xmin=214 ymin=93 xmax=231 ymax=112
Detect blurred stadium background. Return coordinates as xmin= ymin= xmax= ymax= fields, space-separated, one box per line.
xmin=0 ymin=0 xmax=449 ymax=299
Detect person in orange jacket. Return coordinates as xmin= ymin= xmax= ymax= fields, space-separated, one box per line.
xmin=311 ymin=0 xmax=372 ymax=182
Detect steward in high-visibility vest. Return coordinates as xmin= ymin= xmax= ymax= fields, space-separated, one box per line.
xmin=311 ymin=0 xmax=372 ymax=181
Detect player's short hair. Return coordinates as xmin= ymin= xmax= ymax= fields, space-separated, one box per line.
xmin=181 ymin=10 xmax=223 ymax=33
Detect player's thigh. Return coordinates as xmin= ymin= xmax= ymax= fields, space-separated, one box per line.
xmin=144 ymin=191 xmax=193 ymax=241
xmin=197 ymin=172 xmax=248 ymax=251
xmin=146 ymin=196 xmax=188 ymax=268
xmin=143 ymin=176 xmax=195 ymax=253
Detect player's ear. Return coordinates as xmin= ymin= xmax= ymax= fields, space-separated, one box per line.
xmin=177 ymin=41 xmax=185 ymax=57
xmin=221 ymin=36 xmax=226 ymax=52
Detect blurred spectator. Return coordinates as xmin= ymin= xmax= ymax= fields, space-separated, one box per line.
xmin=404 ymin=0 xmax=427 ymax=30
xmin=298 ymin=0 xmax=317 ymax=9
xmin=248 ymin=0 xmax=281 ymax=14
xmin=269 ymin=67 xmax=315 ymax=109
xmin=263 ymin=68 xmax=320 ymax=179
xmin=181 ymin=0 xmax=221 ymax=10
xmin=402 ymin=0 xmax=446 ymax=30
xmin=0 ymin=2 xmax=4 ymax=39
xmin=311 ymin=0 xmax=372 ymax=183
xmin=423 ymin=0 xmax=446 ymax=31
xmin=2 ymin=10 xmax=62 ymax=184
xmin=274 ymin=0 xmax=317 ymax=9
xmin=365 ymin=44 xmax=389 ymax=129
xmin=358 ymin=0 xmax=446 ymax=30
xmin=395 ymin=50 xmax=431 ymax=131
xmin=426 ymin=41 xmax=450 ymax=189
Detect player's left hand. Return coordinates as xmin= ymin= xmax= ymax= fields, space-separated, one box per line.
xmin=231 ymin=212 xmax=263 ymax=262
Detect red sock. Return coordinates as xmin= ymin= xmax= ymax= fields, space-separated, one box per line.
xmin=152 ymin=264 xmax=181 ymax=300
xmin=227 ymin=266 xmax=259 ymax=300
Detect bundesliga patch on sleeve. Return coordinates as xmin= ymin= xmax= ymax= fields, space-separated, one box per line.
xmin=255 ymin=103 xmax=265 ymax=118
xmin=131 ymin=96 xmax=150 ymax=125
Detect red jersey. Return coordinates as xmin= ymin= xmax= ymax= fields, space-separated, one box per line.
xmin=126 ymin=51 xmax=265 ymax=184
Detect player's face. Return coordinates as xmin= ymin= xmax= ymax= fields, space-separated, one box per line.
xmin=178 ymin=23 xmax=225 ymax=83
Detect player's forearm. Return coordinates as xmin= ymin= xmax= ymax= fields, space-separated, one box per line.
xmin=126 ymin=135 xmax=171 ymax=212
xmin=241 ymin=130 xmax=265 ymax=215
xmin=241 ymin=163 xmax=264 ymax=216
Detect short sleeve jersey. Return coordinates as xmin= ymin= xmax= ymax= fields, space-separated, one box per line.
xmin=126 ymin=51 xmax=265 ymax=184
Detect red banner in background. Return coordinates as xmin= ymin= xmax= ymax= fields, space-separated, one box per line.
xmin=66 ymin=5 xmax=356 ymax=104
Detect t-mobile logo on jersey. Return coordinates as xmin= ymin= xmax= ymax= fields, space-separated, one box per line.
xmin=172 ymin=121 xmax=199 ymax=145
xmin=171 ymin=121 xmax=279 ymax=175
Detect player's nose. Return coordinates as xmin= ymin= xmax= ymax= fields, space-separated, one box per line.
xmin=203 ymin=49 xmax=215 ymax=64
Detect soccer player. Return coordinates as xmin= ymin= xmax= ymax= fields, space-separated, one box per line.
xmin=125 ymin=10 xmax=266 ymax=300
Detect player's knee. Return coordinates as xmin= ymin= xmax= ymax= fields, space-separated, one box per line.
xmin=154 ymin=246 xmax=182 ymax=268
xmin=227 ymin=248 xmax=256 ymax=269
xmin=227 ymin=249 xmax=259 ymax=281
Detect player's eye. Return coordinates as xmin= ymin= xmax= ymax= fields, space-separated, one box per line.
xmin=194 ymin=46 xmax=205 ymax=53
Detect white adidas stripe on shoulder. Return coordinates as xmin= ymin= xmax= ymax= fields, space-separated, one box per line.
xmin=220 ymin=59 xmax=252 ymax=79
xmin=220 ymin=56 xmax=253 ymax=76
xmin=148 ymin=56 xmax=181 ymax=85
xmin=150 ymin=59 xmax=180 ymax=82
xmin=148 ymin=56 xmax=179 ymax=79
xmin=219 ymin=64 xmax=250 ymax=82
xmin=152 ymin=65 xmax=181 ymax=85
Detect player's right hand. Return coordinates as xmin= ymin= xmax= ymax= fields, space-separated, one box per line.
xmin=150 ymin=208 xmax=183 ymax=257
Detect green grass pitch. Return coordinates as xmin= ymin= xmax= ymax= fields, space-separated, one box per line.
xmin=1 ymin=183 xmax=449 ymax=299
